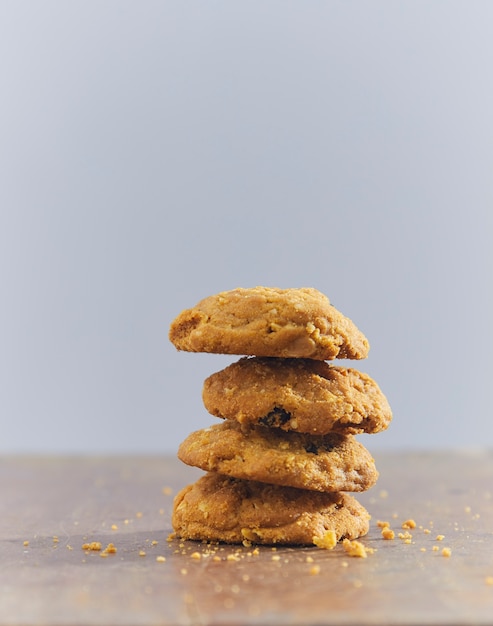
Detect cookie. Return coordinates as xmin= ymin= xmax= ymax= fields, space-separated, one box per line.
xmin=177 ymin=421 xmax=378 ymax=492
xmin=172 ymin=473 xmax=371 ymax=545
xmin=203 ymin=357 xmax=392 ymax=435
xmin=168 ymin=287 xmax=369 ymax=360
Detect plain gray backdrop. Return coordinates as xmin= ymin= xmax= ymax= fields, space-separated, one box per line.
xmin=1 ymin=1 xmax=492 ymax=455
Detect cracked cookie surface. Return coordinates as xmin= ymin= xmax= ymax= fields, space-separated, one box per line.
xmin=203 ymin=357 xmax=392 ymax=435
xmin=178 ymin=421 xmax=378 ymax=492
xmin=168 ymin=287 xmax=369 ymax=360
xmin=172 ymin=473 xmax=371 ymax=545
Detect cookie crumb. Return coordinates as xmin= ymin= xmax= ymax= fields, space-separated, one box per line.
xmin=436 ymin=534 xmax=445 ymax=541
xmin=441 ymin=547 xmax=452 ymax=557
xmin=104 ymin=543 xmax=117 ymax=554
xmin=309 ymin=565 xmax=321 ymax=575
xmin=139 ymin=551 xmax=146 ymax=557
xmin=191 ymin=552 xmax=201 ymax=560
xmin=82 ymin=542 xmax=102 ymax=551
xmin=156 ymin=556 xmax=166 ymax=563
xmin=313 ymin=530 xmax=337 ymax=550
xmin=398 ymin=531 xmax=412 ymax=540
xmin=402 ymin=519 xmax=416 ymax=529
xmin=485 ymin=576 xmax=493 ymax=586
xmin=23 ymin=541 xmax=29 ymax=547
xmin=342 ymin=539 xmax=371 ymax=558
xmin=377 ymin=520 xmax=390 ymax=528
xmin=381 ymin=527 xmax=395 ymax=540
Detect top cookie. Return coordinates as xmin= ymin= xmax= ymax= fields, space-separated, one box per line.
xmin=168 ymin=287 xmax=369 ymax=360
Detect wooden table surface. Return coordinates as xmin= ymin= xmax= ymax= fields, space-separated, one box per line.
xmin=1 ymin=450 xmax=492 ymax=626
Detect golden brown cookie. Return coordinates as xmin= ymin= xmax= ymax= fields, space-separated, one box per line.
xmin=203 ymin=357 xmax=392 ymax=435
xmin=177 ymin=421 xmax=378 ymax=493
xmin=168 ymin=287 xmax=369 ymax=360
xmin=172 ymin=473 xmax=371 ymax=545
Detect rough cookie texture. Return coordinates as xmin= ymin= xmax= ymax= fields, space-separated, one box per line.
xmin=178 ymin=421 xmax=378 ymax=492
xmin=203 ymin=357 xmax=392 ymax=435
xmin=168 ymin=287 xmax=369 ymax=360
xmin=172 ymin=473 xmax=371 ymax=545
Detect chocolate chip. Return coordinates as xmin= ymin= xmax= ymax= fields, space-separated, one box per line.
xmin=259 ymin=407 xmax=291 ymax=427
xmin=304 ymin=442 xmax=319 ymax=455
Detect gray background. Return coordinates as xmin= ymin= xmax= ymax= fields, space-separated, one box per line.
xmin=1 ymin=1 xmax=492 ymax=455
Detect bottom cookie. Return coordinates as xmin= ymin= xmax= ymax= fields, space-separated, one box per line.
xmin=172 ymin=472 xmax=370 ymax=546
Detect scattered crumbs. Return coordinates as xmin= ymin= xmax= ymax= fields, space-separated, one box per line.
xmin=139 ymin=551 xmax=146 ymax=557
xmin=485 ymin=576 xmax=493 ymax=586
xmin=82 ymin=542 xmax=102 ymax=552
xmin=402 ymin=519 xmax=416 ymax=529
xmin=381 ymin=527 xmax=395 ymax=540
xmin=436 ymin=534 xmax=445 ymax=541
xmin=124 ymin=519 xmax=130 ymax=525
xmin=180 ymin=568 xmax=188 ymax=575
xmin=213 ymin=556 xmax=221 ymax=562
xmin=306 ymin=556 xmax=314 ymax=563
xmin=53 ymin=536 xmax=60 ymax=543
xmin=151 ymin=540 xmax=158 ymax=546
xmin=136 ymin=512 xmax=143 ymax=519
xmin=227 ymin=554 xmax=240 ymax=562
xmin=242 ymin=574 xmax=250 ymax=582
xmin=432 ymin=546 xmax=439 ymax=552
xmin=101 ymin=543 xmax=117 ymax=556
xmin=379 ymin=490 xmax=389 ymax=499
xmin=66 ymin=545 xmax=73 ymax=551
xmin=242 ymin=539 xmax=252 ymax=548
xmin=377 ymin=520 xmax=390 ymax=528
xmin=313 ymin=529 xmax=337 ymax=550
xmin=111 ymin=524 xmax=118 ymax=531
xmin=464 ymin=506 xmax=472 ymax=514
xmin=156 ymin=556 xmax=166 ymax=563
xmin=191 ymin=552 xmax=201 ymax=560
xmin=441 ymin=547 xmax=452 ymax=557
xmin=271 ymin=554 xmax=281 ymax=561
xmin=252 ymin=548 xmax=260 ymax=556
xmin=342 ymin=539 xmax=373 ymax=558
xmin=162 ymin=486 xmax=173 ymax=496
xmin=423 ymin=528 xmax=431 ymax=534
xmin=398 ymin=531 xmax=413 ymax=541
xmin=341 ymin=561 xmax=349 ymax=568
xmin=309 ymin=565 xmax=321 ymax=575
xmin=23 ymin=541 xmax=29 ymax=547
xmin=167 ymin=533 xmax=176 ymax=542
xmin=420 ymin=547 xmax=427 ymax=552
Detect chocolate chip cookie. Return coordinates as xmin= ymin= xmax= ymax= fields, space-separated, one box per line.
xmin=172 ymin=472 xmax=371 ymax=546
xmin=178 ymin=421 xmax=378 ymax=492
xmin=169 ymin=287 xmax=369 ymax=360
xmin=203 ymin=357 xmax=392 ymax=435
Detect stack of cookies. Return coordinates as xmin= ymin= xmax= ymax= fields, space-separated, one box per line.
xmin=168 ymin=287 xmax=392 ymax=547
